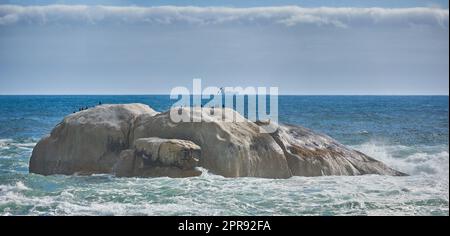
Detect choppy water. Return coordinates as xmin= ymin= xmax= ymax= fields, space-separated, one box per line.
xmin=0 ymin=95 xmax=448 ymax=215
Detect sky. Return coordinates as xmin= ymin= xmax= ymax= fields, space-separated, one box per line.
xmin=0 ymin=1 xmax=448 ymax=95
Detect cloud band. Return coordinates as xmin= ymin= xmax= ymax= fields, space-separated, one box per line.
xmin=0 ymin=5 xmax=448 ymax=28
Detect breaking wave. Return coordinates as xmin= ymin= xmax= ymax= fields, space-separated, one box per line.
xmin=352 ymin=142 xmax=449 ymax=177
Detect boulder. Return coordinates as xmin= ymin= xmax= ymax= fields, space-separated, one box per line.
xmin=134 ymin=137 xmax=200 ymax=170
xmin=267 ymin=124 xmax=406 ymax=176
xmin=29 ymin=103 xmax=406 ymax=178
xmin=29 ymin=104 xmax=157 ymax=175
xmin=113 ymin=138 xmax=202 ymax=178
xmin=131 ymin=107 xmax=292 ymax=178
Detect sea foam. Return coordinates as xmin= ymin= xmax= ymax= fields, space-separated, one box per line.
xmin=352 ymin=142 xmax=449 ymax=177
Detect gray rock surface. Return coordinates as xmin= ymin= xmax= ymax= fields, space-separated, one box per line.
xmin=268 ymin=124 xmax=406 ymax=176
xmin=29 ymin=104 xmax=156 ymax=175
xmin=113 ymin=137 xmax=202 ymax=177
xmin=29 ymin=103 xmax=406 ymax=178
xmin=131 ymin=107 xmax=292 ymax=178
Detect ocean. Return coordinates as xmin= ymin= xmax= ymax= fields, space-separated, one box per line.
xmin=0 ymin=95 xmax=448 ymax=215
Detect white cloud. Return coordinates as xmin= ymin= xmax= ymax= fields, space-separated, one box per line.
xmin=0 ymin=5 xmax=448 ymax=28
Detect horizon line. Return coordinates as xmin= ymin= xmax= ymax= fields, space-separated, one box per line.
xmin=0 ymin=93 xmax=448 ymax=96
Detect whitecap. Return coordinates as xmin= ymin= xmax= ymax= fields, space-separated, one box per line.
xmin=0 ymin=139 xmax=13 ymax=148
xmin=15 ymin=181 xmax=30 ymax=191
xmin=0 ymin=139 xmax=36 ymax=151
xmin=351 ymin=142 xmax=449 ymax=177
xmin=0 ymin=181 xmax=30 ymax=192
xmin=15 ymin=142 xmax=37 ymax=149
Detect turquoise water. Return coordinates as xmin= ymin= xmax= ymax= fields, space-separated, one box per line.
xmin=0 ymin=95 xmax=448 ymax=215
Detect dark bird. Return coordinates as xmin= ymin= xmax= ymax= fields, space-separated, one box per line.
xmin=217 ymin=87 xmax=225 ymax=95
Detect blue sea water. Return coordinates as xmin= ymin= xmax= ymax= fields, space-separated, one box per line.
xmin=0 ymin=95 xmax=448 ymax=215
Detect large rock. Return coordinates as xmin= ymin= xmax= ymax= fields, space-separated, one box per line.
xmin=29 ymin=104 xmax=157 ymax=175
xmin=131 ymin=107 xmax=292 ymax=178
xmin=267 ymin=124 xmax=405 ymax=176
xmin=29 ymin=103 xmax=406 ymax=178
xmin=113 ymin=138 xmax=202 ymax=178
xmin=134 ymin=138 xmax=200 ymax=170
